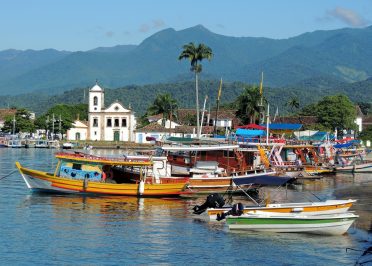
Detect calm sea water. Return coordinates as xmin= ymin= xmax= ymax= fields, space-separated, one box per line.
xmin=0 ymin=148 xmax=371 ymax=265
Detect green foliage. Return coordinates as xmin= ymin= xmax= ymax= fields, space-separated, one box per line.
xmin=147 ymin=93 xmax=178 ymax=126
xmin=178 ymin=42 xmax=213 ymax=73
xmin=357 ymin=102 xmax=371 ymax=115
xmin=285 ymin=96 xmax=300 ymax=114
xmin=359 ymin=126 xmax=372 ymax=142
xmin=34 ymin=104 xmax=88 ymax=134
xmin=2 ymin=108 xmax=34 ymax=133
xmin=235 ymin=85 xmax=263 ymax=124
xmin=301 ymin=94 xmax=357 ymax=131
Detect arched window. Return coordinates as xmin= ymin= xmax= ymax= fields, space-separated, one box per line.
xmin=93 ymin=96 xmax=98 ymax=106
xmin=75 ymin=132 xmax=81 ymax=140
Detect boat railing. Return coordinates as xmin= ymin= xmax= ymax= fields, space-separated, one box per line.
xmin=55 ymin=152 xmax=152 ymax=163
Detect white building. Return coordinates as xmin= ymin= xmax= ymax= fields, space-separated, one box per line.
xmin=88 ymin=83 xmax=136 ymax=141
xmin=66 ymin=120 xmax=88 ymax=141
xmin=67 ymin=82 xmax=136 ymax=141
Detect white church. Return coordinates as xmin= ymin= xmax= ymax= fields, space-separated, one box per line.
xmin=66 ymin=82 xmax=136 ymax=142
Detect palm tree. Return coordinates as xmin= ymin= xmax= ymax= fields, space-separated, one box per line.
xmin=178 ymin=42 xmax=213 ymax=138
xmin=148 ymin=93 xmax=178 ymax=128
xmin=236 ymin=86 xmax=263 ymax=124
xmin=286 ymin=96 xmax=300 ymax=114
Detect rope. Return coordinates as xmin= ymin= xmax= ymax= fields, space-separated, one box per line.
xmin=0 ymin=170 xmax=18 ymax=180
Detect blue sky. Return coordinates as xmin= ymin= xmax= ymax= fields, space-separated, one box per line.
xmin=1 ymin=0 xmax=371 ymax=51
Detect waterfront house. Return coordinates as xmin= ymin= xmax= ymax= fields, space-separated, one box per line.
xmin=66 ymin=120 xmax=88 ymax=141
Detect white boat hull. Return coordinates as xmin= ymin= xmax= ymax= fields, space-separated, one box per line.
xmin=227 ymin=212 xmax=358 ymax=235
xmin=228 ymin=220 xmax=355 ymax=235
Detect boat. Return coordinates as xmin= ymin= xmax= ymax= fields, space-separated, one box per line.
xmin=6 ymin=139 xmax=24 ymax=148
xmin=152 ymin=137 xmax=277 ymax=193
xmin=332 ymin=140 xmax=372 ymax=173
xmin=226 ymin=211 xmax=358 ymax=235
xmin=193 ymin=175 xmax=356 ymax=220
xmin=15 ymin=152 xmax=189 ymax=197
xmin=34 ymin=139 xmax=49 ymax=148
xmin=62 ymin=142 xmax=74 ymax=149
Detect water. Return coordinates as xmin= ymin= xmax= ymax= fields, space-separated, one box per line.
xmin=0 ymin=149 xmax=371 ymax=265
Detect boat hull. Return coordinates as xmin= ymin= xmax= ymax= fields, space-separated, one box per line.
xmin=16 ymin=162 xmax=187 ymax=197
xmin=335 ymin=162 xmax=372 ymax=173
xmin=207 ymin=199 xmax=356 ymax=220
xmin=227 ymin=213 xmax=358 ymax=235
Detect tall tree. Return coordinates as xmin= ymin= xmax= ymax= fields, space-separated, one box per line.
xmin=285 ymin=96 xmax=300 ymax=113
xmin=309 ymin=94 xmax=356 ymax=132
xmin=178 ymin=42 xmax=213 ymax=138
xmin=147 ymin=93 xmax=178 ymax=127
xmin=236 ymin=86 xmax=263 ymax=124
xmin=2 ymin=108 xmax=34 ymax=134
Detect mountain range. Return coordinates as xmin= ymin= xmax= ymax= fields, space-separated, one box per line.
xmin=0 ymin=24 xmax=372 ymax=96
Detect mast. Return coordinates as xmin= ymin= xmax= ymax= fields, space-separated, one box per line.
xmin=259 ymin=72 xmax=265 ymax=125
xmin=199 ymin=95 xmax=208 ymax=137
xmin=266 ymin=104 xmax=270 ymax=145
xmin=12 ymin=114 xmax=16 ymax=135
xmin=52 ymin=113 xmax=55 ymax=141
xmin=213 ymin=78 xmax=223 ymax=136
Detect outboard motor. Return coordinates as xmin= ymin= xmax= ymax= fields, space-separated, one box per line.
xmin=193 ymin=193 xmax=225 ymax=215
xmin=216 ymin=202 xmax=244 ymax=221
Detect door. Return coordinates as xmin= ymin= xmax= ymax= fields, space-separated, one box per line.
xmin=114 ymin=131 xmax=120 ymax=141
xmin=75 ymin=132 xmax=81 ymax=140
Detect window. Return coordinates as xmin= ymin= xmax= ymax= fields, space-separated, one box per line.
xmin=122 ymin=118 xmax=127 ymax=127
xmin=93 ymin=118 xmax=98 ymax=127
xmin=107 ymin=118 xmax=112 ymax=127
xmin=75 ymin=132 xmax=81 ymax=140
xmin=94 ymin=131 xmax=97 ymax=135
xmin=72 ymin=164 xmax=82 ymax=170
xmin=93 ymin=96 xmax=98 ymax=106
xmin=114 ymin=118 xmax=119 ymax=127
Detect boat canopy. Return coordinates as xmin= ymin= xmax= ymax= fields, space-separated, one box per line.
xmin=262 ymin=123 xmax=302 ymax=131
xmin=55 ymin=152 xmax=153 ymax=166
xmin=232 ymin=175 xmax=293 ymax=186
xmin=235 ymin=129 xmax=265 ymax=137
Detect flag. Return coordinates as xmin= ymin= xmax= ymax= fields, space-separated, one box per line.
xmin=217 ymin=78 xmax=223 ymax=101
xmin=259 ymin=72 xmax=264 ymax=95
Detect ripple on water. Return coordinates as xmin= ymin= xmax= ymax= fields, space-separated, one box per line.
xmin=0 ymin=149 xmax=370 ymax=265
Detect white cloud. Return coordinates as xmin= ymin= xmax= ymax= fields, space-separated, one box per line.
xmin=327 ymin=7 xmax=368 ymax=27
xmin=138 ymin=19 xmax=166 ymax=33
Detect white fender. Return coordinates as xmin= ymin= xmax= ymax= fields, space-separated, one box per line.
xmin=138 ymin=180 xmax=145 ymax=195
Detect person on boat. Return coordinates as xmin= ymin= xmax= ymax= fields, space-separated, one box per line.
xmin=102 ymin=165 xmax=116 ymax=183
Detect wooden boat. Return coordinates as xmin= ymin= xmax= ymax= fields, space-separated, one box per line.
xmin=226 ymin=212 xmax=358 ymax=235
xmin=124 ymin=157 xmax=276 ymax=194
xmin=153 ymin=138 xmax=277 ymax=193
xmin=15 ymin=152 xmax=189 ymax=197
xmin=334 ymin=161 xmax=372 ymax=173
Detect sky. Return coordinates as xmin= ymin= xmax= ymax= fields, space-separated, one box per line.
xmin=1 ymin=0 xmax=371 ymax=51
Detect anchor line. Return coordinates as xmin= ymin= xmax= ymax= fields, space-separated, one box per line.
xmin=0 ymin=170 xmax=18 ymax=180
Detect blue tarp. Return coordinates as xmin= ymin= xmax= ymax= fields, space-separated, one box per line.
xmin=235 ymin=129 xmax=265 ymax=137
xmin=233 ymin=175 xmax=294 ymax=186
xmin=261 ymin=123 xmax=302 ymax=131
xmin=334 ymin=140 xmax=360 ymax=149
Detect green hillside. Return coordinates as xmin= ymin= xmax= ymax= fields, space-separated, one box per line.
xmin=0 ymin=25 xmax=371 ymax=95
xmin=1 ymin=78 xmax=371 ymax=117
